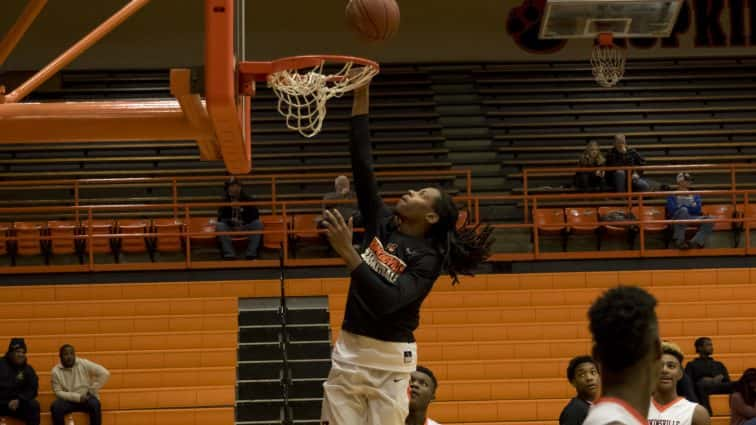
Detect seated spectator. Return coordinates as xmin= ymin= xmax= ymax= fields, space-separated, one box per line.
xmin=730 ymin=368 xmax=756 ymax=425
xmin=666 ymin=172 xmax=713 ymax=249
xmin=406 ymin=365 xmax=440 ymax=425
xmin=575 ymin=141 xmax=606 ymax=192
xmin=318 ymin=175 xmax=362 ymax=243
xmin=560 ymin=355 xmax=600 ymax=425
xmin=685 ymin=337 xmax=733 ymax=415
xmin=648 ymin=341 xmax=709 ymax=425
xmin=215 ymin=177 xmax=263 ymax=260
xmin=605 ymin=134 xmax=650 ymax=193
xmin=0 ymin=338 xmax=40 ymax=425
xmin=51 ymin=344 xmax=109 ymax=425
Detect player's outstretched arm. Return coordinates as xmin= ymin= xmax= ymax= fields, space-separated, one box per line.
xmin=349 ymin=82 xmax=390 ymax=234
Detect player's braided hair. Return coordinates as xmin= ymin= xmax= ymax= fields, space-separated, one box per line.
xmin=430 ymin=190 xmax=494 ymax=285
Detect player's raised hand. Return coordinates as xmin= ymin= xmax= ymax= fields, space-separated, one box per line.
xmin=323 ymin=209 xmax=355 ymax=259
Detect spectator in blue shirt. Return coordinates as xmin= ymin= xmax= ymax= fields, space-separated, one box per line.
xmin=666 ymin=172 xmax=712 ymax=249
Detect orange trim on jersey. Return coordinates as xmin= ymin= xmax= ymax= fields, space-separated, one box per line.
xmin=652 ymin=397 xmax=684 ymax=413
xmin=595 ymin=397 xmax=650 ymax=425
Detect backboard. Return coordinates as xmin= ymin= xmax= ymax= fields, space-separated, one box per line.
xmin=539 ymin=0 xmax=684 ymax=39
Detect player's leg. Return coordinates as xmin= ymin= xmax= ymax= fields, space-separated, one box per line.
xmin=365 ymin=369 xmax=411 ymax=425
xmin=321 ymin=358 xmax=368 ymax=424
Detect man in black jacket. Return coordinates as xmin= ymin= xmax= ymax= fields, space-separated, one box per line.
xmin=215 ymin=177 xmax=264 ymax=260
xmin=605 ymin=134 xmax=651 ymax=193
xmin=0 ymin=338 xmax=40 ymax=425
xmin=685 ymin=337 xmax=732 ymax=414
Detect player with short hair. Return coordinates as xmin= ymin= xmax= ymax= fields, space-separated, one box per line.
xmin=583 ymin=286 xmax=662 ymax=425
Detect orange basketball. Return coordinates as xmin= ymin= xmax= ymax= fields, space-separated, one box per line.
xmin=345 ymin=0 xmax=400 ymax=41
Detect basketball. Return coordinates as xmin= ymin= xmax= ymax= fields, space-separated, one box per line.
xmin=345 ymin=0 xmax=400 ymax=41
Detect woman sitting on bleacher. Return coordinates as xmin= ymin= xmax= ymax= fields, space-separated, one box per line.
xmin=575 ymin=141 xmax=607 ymax=192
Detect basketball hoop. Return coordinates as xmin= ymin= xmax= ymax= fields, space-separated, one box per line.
xmin=590 ymin=33 xmax=626 ymax=88
xmin=240 ymin=55 xmax=379 ymax=138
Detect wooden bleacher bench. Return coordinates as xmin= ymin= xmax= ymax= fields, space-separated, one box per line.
xmin=254 ymin=148 xmax=448 ymax=160
xmin=251 ymin=100 xmax=436 ymax=112
xmin=498 ymin=141 xmax=756 ymax=153
xmin=474 ymin=61 xmax=756 ymax=74
xmin=0 ymin=142 xmax=196 ymax=152
xmin=483 ymin=93 xmax=756 ymax=106
xmin=254 ymin=161 xmax=453 ymax=173
xmin=501 ymin=154 xmax=756 ymax=167
xmin=507 ymin=167 xmax=753 ymax=180
xmin=252 ymin=122 xmax=442 ymax=135
xmin=253 ymin=135 xmax=445 ymax=147
xmin=494 ymin=128 xmax=756 ymax=141
xmin=252 ymin=111 xmax=440 ymax=124
xmin=475 ymin=71 xmax=756 ymax=85
xmin=252 ymin=89 xmax=434 ymax=102
xmin=479 ymin=82 xmax=756 ymax=95
xmin=487 ymin=105 xmax=756 ymax=118
xmin=490 ymin=117 xmax=756 ymax=129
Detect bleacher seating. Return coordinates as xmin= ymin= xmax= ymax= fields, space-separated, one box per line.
xmin=0 ymin=283 xmax=238 ymax=425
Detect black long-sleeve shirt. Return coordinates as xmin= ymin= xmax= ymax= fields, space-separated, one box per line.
xmin=217 ymin=192 xmax=260 ymax=225
xmin=685 ymin=356 xmax=731 ymax=384
xmin=559 ymin=397 xmax=591 ymax=425
xmin=0 ymin=356 xmax=38 ymax=406
xmin=340 ymin=115 xmax=442 ymax=343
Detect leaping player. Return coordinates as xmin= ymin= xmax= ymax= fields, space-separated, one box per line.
xmin=319 ymin=79 xmax=493 ymax=424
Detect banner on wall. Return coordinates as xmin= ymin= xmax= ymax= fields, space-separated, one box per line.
xmin=506 ymin=0 xmax=755 ymax=54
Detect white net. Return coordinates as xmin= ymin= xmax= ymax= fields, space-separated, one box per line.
xmin=267 ymin=60 xmax=379 ymax=138
xmin=590 ymin=44 xmax=627 ymax=88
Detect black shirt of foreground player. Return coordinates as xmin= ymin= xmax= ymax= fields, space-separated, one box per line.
xmin=341 ymin=115 xmax=442 ymax=343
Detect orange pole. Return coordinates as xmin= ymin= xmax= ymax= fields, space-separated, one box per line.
xmin=171 ymin=178 xmax=178 ymax=218
xmin=87 ymin=208 xmax=94 ymax=271
xmin=638 ymin=195 xmax=645 ymax=255
xmin=74 ymin=181 xmax=80 ymax=222
xmin=532 ymin=198 xmax=539 ymax=258
xmin=271 ymin=176 xmax=277 ymax=215
xmin=466 ymin=169 xmax=472 ymax=214
xmin=0 ymin=0 xmax=47 ymax=68
xmin=282 ymin=203 xmax=289 ymax=266
xmin=523 ymin=169 xmax=529 ymax=224
xmin=5 ymin=0 xmax=152 ymax=103
xmin=184 ymin=206 xmax=192 ymax=268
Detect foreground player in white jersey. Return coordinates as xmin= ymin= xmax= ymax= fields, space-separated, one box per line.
xmin=584 ymin=286 xmax=663 ymax=425
xmin=649 ymin=342 xmax=710 ymax=425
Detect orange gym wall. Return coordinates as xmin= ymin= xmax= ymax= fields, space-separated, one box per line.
xmin=1 ymin=0 xmax=754 ymax=70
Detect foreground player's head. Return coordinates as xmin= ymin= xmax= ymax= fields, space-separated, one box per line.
xmin=656 ymin=341 xmax=685 ymax=395
xmin=395 ymin=187 xmax=494 ymax=285
xmin=588 ymin=286 xmax=661 ymax=397
xmin=409 ymin=365 xmax=437 ymax=414
xmin=567 ymin=355 xmax=600 ymax=401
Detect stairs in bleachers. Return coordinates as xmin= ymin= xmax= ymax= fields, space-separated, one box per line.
xmin=236 ymin=297 xmax=331 ymax=425
xmin=326 ymin=269 xmax=756 ymax=425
